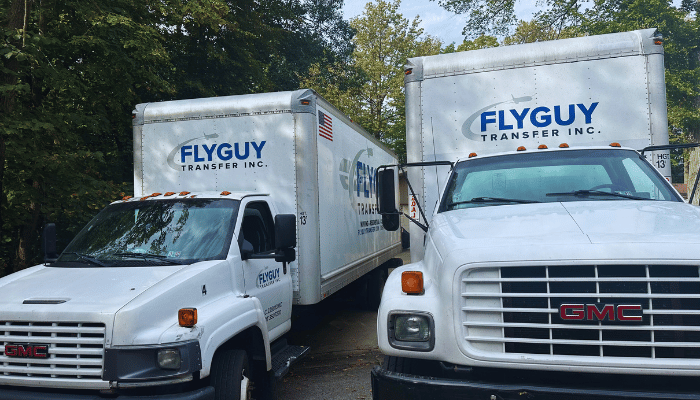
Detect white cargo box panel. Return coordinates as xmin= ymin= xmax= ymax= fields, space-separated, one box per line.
xmin=404 ymin=29 xmax=669 ymax=260
xmin=133 ymin=90 xmax=400 ymax=305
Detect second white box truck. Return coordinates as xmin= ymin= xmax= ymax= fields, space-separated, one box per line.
xmin=0 ymin=90 xmax=401 ymax=400
xmin=373 ymin=29 xmax=700 ymax=400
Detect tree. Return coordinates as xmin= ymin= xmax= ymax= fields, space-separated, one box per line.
xmin=301 ymin=0 xmax=442 ymax=160
xmin=0 ymin=0 xmax=354 ymax=276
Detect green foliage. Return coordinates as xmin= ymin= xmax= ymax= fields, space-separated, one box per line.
xmin=300 ymin=0 xmax=442 ymax=161
xmin=0 ymin=0 xmax=352 ymax=276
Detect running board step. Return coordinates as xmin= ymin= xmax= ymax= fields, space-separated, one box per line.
xmin=271 ymin=344 xmax=310 ymax=379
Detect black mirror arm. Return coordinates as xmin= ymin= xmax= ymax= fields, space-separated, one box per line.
xmin=400 ymin=165 xmax=432 ymax=231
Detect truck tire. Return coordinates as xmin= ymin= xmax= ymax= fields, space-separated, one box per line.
xmin=211 ymin=349 xmax=252 ymax=400
xmin=364 ymin=266 xmax=388 ymax=310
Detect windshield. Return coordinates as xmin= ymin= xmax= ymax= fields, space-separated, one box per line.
xmin=440 ymin=149 xmax=680 ymax=212
xmin=55 ymin=199 xmax=239 ymax=267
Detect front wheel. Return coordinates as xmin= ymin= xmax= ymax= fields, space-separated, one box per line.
xmin=211 ymin=349 xmax=252 ymax=400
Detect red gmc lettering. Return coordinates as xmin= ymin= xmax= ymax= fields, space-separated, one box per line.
xmin=586 ymin=304 xmax=615 ymax=321
xmin=617 ymin=305 xmax=643 ymax=321
xmin=560 ymin=304 xmax=584 ymax=320
xmin=4 ymin=344 xmax=49 ymax=358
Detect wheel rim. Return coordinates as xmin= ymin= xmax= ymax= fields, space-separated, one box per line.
xmin=240 ymin=374 xmax=251 ymax=400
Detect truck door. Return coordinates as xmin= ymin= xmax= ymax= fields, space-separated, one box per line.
xmin=238 ymin=200 xmax=292 ymax=332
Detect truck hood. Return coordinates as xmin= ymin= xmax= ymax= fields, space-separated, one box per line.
xmin=0 ymin=265 xmax=187 ymax=315
xmin=432 ymin=201 xmax=700 ymax=257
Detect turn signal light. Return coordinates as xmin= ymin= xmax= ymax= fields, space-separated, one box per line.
xmin=402 ymin=271 xmax=424 ymax=295
xmin=179 ymin=308 xmax=197 ymax=328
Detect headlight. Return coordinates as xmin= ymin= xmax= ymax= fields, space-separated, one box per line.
xmin=388 ymin=312 xmax=435 ymax=351
xmin=157 ymin=349 xmax=182 ymax=370
xmin=103 ymin=340 xmax=201 ymax=384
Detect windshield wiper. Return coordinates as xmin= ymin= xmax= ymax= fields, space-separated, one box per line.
xmin=545 ymin=190 xmax=651 ymax=200
xmin=113 ymin=252 xmax=187 ymax=265
xmin=448 ymin=197 xmax=541 ymax=208
xmin=62 ymin=252 xmax=108 ymax=267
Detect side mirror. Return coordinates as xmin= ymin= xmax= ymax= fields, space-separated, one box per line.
xmin=42 ymin=223 xmax=58 ymax=264
xmin=376 ymin=169 xmax=400 ymax=231
xmin=275 ymin=214 xmax=296 ymax=250
xmin=274 ymin=214 xmax=296 ymax=263
xmin=240 ymin=240 xmax=254 ymax=261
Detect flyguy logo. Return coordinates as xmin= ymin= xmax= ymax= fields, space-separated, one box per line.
xmin=338 ymin=148 xmax=383 ymax=236
xmin=167 ymin=133 xmax=268 ymax=172
xmin=461 ymin=95 xmax=600 ymax=142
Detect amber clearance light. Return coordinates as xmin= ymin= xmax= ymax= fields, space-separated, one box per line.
xmin=178 ymin=308 xmax=198 ymax=328
xmin=402 ymin=271 xmax=424 ymax=295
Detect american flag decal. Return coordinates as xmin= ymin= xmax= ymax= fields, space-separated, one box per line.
xmin=318 ymin=111 xmax=333 ymax=141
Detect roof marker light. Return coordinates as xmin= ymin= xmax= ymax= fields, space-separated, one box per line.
xmin=164 ymin=192 xmax=176 ymax=196
xmin=468 ymin=153 xmax=477 ymax=158
xmin=559 ymin=143 xmax=569 ymax=148
xmin=538 ymin=145 xmax=548 ymax=150
xmin=221 ymin=191 xmax=231 ymax=196
xmin=179 ymin=191 xmax=191 ymax=196
xmin=610 ymin=142 xmax=622 ymax=147
xmin=151 ymin=193 xmax=162 ymax=197
xmin=405 ymin=68 xmax=413 ymax=75
xmin=517 ymin=146 xmax=527 ymax=152
xmin=300 ymin=100 xmax=311 ymax=106
xmin=122 ymin=196 xmax=132 ymax=201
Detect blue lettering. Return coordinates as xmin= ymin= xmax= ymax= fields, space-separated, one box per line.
xmin=577 ymin=102 xmax=598 ymax=124
xmin=498 ymin=110 xmax=513 ymax=130
xmin=218 ymin=143 xmax=233 ymax=161
xmin=202 ymin=144 xmax=216 ymax=161
xmin=194 ymin=145 xmax=205 ymax=162
xmin=554 ymin=105 xmax=575 ymax=126
xmin=181 ymin=145 xmax=193 ymax=163
xmin=510 ymin=108 xmax=529 ymax=129
xmin=234 ymin=142 xmax=249 ymax=160
xmin=530 ymin=107 xmax=551 ymax=128
xmin=356 ymin=161 xmax=363 ymax=197
xmin=251 ymin=141 xmax=266 ymax=158
xmin=481 ymin=111 xmax=496 ymax=132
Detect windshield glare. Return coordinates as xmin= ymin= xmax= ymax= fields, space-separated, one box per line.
xmin=440 ymin=149 xmax=680 ymax=212
xmin=55 ymin=199 xmax=239 ymax=267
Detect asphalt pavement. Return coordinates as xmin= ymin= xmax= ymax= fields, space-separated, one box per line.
xmin=278 ymin=250 xmax=410 ymax=400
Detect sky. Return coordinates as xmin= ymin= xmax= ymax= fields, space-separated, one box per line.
xmin=341 ymin=0 xmax=541 ymax=45
xmin=341 ymin=0 xmax=683 ymax=45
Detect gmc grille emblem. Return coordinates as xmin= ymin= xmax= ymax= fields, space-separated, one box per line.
xmin=559 ymin=304 xmax=643 ymax=322
xmin=4 ymin=343 xmax=50 ymax=359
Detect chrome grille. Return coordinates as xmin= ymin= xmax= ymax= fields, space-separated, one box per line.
xmin=460 ymin=265 xmax=700 ymax=361
xmin=0 ymin=321 xmax=106 ymax=388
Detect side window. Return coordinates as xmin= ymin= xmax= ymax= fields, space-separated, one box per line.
xmin=240 ymin=202 xmax=275 ymax=253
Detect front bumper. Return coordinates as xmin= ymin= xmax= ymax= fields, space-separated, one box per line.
xmin=371 ymin=364 xmax=700 ymax=400
xmin=0 ymin=386 xmax=214 ymax=400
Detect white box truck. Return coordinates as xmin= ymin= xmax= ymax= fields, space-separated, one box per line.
xmin=373 ymin=29 xmax=700 ymax=399
xmin=0 ymin=89 xmax=401 ymax=400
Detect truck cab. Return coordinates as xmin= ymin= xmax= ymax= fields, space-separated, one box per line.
xmin=0 ymin=191 xmax=296 ymax=399
xmin=373 ymin=144 xmax=700 ymax=399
